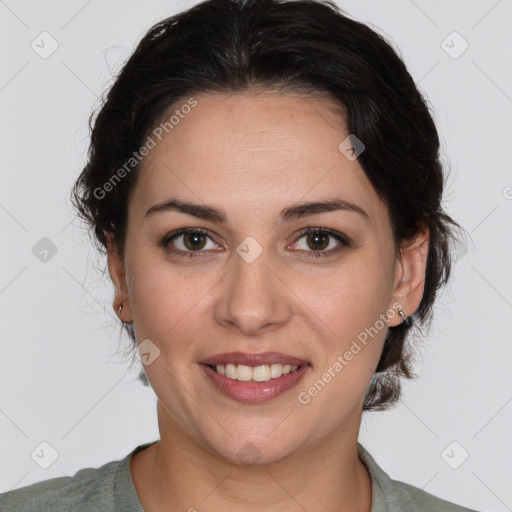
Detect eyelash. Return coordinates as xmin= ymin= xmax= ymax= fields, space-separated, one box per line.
xmin=158 ymin=227 xmax=350 ymax=259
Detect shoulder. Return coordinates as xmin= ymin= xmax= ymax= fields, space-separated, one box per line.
xmin=0 ymin=460 xmax=121 ymax=512
xmin=390 ymin=478 xmax=479 ymax=511
xmin=0 ymin=443 xmax=152 ymax=512
xmin=357 ymin=442 xmax=480 ymax=512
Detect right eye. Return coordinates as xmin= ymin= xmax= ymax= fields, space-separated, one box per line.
xmin=160 ymin=228 xmax=222 ymax=258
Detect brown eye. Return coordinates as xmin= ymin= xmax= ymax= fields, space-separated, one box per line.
xmin=305 ymin=231 xmax=330 ymax=251
xmin=160 ymin=228 xmax=221 ymax=257
xmin=290 ymin=228 xmax=350 ymax=259
xmin=182 ymin=232 xmax=208 ymax=251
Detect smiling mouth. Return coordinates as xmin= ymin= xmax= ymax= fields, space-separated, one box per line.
xmin=205 ymin=363 xmax=301 ymax=382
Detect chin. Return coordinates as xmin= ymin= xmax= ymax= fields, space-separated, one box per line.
xmin=203 ymin=422 xmax=306 ymax=467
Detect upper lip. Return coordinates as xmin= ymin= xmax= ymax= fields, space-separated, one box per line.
xmin=199 ymin=351 xmax=309 ymax=367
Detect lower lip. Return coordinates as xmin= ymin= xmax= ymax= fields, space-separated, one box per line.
xmin=200 ymin=364 xmax=311 ymax=404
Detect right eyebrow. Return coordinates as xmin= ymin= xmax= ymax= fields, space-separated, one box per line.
xmin=144 ymin=198 xmax=227 ymax=223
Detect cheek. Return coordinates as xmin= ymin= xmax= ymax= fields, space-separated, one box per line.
xmin=294 ymin=269 xmax=391 ymax=419
xmin=294 ymin=258 xmax=393 ymax=400
xmin=296 ymin=258 xmax=393 ymax=340
xmin=126 ymin=250 xmax=220 ymax=354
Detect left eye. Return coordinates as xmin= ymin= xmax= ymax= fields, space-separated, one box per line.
xmin=289 ymin=228 xmax=349 ymax=257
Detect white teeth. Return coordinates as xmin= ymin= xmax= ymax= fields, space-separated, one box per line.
xmin=253 ymin=365 xmax=271 ymax=382
xmin=236 ymin=364 xmax=253 ymax=381
xmin=225 ymin=363 xmax=237 ymax=379
xmin=270 ymin=363 xmax=283 ymax=378
xmin=211 ymin=363 xmax=301 ymax=381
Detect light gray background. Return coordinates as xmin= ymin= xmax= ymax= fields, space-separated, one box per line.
xmin=0 ymin=1 xmax=511 ymax=510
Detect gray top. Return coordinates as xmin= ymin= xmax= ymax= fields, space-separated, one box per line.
xmin=0 ymin=441 xmax=479 ymax=511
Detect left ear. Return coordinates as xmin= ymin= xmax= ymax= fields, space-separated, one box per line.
xmin=388 ymin=225 xmax=430 ymax=327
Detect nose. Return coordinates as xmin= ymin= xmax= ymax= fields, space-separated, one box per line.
xmin=214 ymin=247 xmax=293 ymax=336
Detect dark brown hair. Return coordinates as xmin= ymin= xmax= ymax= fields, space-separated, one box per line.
xmin=71 ymin=0 xmax=464 ymax=411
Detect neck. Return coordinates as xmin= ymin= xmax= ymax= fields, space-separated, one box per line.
xmin=131 ymin=401 xmax=372 ymax=512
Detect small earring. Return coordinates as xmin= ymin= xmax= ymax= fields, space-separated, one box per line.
xmin=118 ymin=304 xmax=123 ymax=315
xmin=398 ymin=309 xmax=412 ymax=327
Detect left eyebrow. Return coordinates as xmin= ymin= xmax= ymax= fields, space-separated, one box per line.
xmin=277 ymin=199 xmax=370 ymax=224
xmin=144 ymin=198 xmax=370 ymax=224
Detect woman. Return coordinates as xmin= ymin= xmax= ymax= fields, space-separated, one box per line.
xmin=0 ymin=0 xmax=479 ymax=510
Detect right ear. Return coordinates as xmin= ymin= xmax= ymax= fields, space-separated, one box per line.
xmin=105 ymin=231 xmax=131 ymax=322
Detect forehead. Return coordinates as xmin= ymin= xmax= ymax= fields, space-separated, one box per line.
xmin=130 ymin=91 xmax=387 ymax=225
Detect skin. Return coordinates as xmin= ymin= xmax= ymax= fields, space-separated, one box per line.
xmin=106 ymin=90 xmax=429 ymax=512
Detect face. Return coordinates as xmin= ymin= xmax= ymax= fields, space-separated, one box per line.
xmin=108 ymin=91 xmax=428 ymax=465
